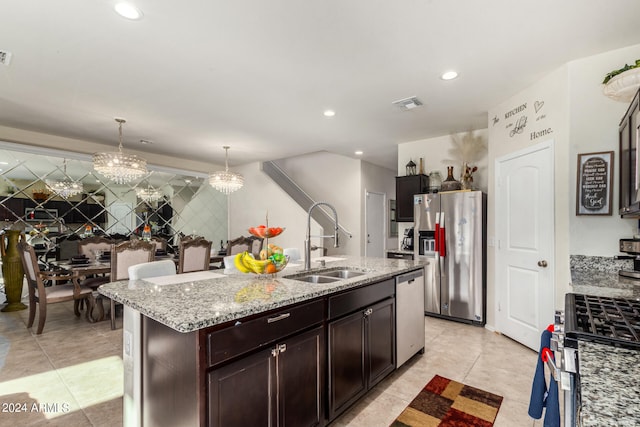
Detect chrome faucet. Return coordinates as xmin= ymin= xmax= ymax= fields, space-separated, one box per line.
xmin=305 ymin=202 xmax=339 ymax=270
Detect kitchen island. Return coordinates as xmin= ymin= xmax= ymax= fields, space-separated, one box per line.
xmin=570 ymin=266 xmax=640 ymax=427
xmin=99 ymin=256 xmax=427 ymax=427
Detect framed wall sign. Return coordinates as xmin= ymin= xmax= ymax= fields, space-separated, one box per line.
xmin=576 ymin=151 xmax=614 ymax=215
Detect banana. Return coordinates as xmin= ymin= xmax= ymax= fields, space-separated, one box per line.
xmin=234 ymin=252 xmax=251 ymax=273
xmin=242 ymin=253 xmax=269 ymax=274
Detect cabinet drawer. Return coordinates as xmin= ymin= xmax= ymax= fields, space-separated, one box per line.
xmin=328 ymin=278 xmax=394 ymax=320
xmin=207 ymin=299 xmax=324 ymax=367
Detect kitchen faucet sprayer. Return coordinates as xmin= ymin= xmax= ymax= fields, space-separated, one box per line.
xmin=305 ymin=202 xmax=340 ymax=270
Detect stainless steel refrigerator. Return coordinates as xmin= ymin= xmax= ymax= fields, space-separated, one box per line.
xmin=413 ymin=191 xmax=486 ymax=325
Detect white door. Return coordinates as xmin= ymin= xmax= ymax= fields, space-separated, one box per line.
xmin=495 ymin=140 xmax=555 ymax=351
xmin=365 ymin=191 xmax=385 ymax=257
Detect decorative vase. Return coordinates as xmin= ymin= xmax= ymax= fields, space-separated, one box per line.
xmin=440 ymin=166 xmax=462 ymax=192
xmin=461 ymin=178 xmax=473 ymax=190
xmin=1 ymin=230 xmax=27 ymax=312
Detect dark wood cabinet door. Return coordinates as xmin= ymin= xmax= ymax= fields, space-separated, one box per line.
xmin=367 ymin=298 xmax=396 ymax=388
xmin=396 ymin=175 xmax=428 ymax=222
xmin=328 ymin=311 xmax=366 ymax=420
xmin=0 ymin=198 xmax=22 ymax=221
xmin=277 ymin=326 xmax=325 ymax=427
xmin=619 ymin=90 xmax=640 ymax=216
xmin=207 ymin=348 xmax=275 ymax=427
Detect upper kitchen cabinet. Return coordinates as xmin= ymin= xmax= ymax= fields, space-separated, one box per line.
xmin=395 ymin=175 xmax=429 ymax=222
xmin=619 ymin=88 xmax=640 ymax=217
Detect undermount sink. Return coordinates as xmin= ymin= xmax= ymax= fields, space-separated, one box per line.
xmin=291 ymin=275 xmax=339 ymax=284
xmin=285 ymin=268 xmax=367 ymax=283
xmin=319 ymin=269 xmax=365 ymax=279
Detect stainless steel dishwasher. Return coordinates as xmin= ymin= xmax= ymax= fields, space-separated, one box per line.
xmin=395 ymin=268 xmax=426 ymax=367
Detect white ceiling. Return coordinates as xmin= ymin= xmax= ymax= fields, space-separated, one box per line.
xmin=1 ymin=0 xmax=640 ymax=171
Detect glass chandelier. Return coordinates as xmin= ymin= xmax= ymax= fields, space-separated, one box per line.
xmin=46 ymin=159 xmax=83 ymax=198
xmin=209 ymin=146 xmax=244 ymax=195
xmin=93 ymin=118 xmax=147 ymax=184
xmin=136 ymin=185 xmax=163 ymax=203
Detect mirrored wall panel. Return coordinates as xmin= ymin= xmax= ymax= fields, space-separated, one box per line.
xmin=0 ymin=144 xmax=228 ymax=259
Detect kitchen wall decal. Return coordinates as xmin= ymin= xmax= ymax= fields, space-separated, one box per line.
xmin=509 ymin=115 xmax=527 ymax=137
xmin=576 ymin=151 xmax=614 ymax=216
xmin=534 ymin=100 xmax=545 ymax=113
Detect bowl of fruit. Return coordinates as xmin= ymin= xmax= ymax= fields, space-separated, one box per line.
xmin=233 ymin=244 xmax=289 ymax=275
xmin=248 ymin=225 xmax=285 ymax=239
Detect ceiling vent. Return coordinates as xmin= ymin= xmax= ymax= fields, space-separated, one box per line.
xmin=0 ymin=50 xmax=12 ymax=66
xmin=392 ymin=96 xmax=423 ymax=111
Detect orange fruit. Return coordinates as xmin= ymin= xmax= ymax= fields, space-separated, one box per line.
xmin=265 ymin=262 xmax=277 ymax=274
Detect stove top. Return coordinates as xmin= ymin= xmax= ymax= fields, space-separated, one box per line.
xmin=565 ymin=293 xmax=640 ymax=350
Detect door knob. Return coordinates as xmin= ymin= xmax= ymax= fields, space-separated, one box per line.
xmin=538 ymin=260 xmax=548 ymax=267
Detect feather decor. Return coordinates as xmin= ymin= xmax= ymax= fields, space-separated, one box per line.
xmin=443 ymin=131 xmax=488 ymax=180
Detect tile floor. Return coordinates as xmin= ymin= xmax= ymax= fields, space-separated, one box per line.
xmin=0 ymin=298 xmax=548 ymax=426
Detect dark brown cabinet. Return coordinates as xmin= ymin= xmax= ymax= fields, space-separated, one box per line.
xmin=205 ymin=300 xmax=325 ymax=427
xmin=620 ymin=88 xmax=640 ymax=217
xmin=395 ymin=175 xmax=429 ymax=222
xmin=0 ymin=197 xmax=23 ymax=221
xmin=208 ymin=326 xmax=324 ymax=427
xmin=327 ymin=279 xmax=395 ymax=421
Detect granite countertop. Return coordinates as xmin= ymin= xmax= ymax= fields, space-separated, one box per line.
xmin=578 ymin=341 xmax=640 ymax=427
xmin=98 ymin=255 xmax=427 ymax=333
xmin=570 ymin=269 xmax=640 ymax=299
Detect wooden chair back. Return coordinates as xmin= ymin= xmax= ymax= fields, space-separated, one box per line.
xmin=178 ymin=237 xmax=212 ymax=273
xmin=110 ymin=240 xmax=155 ymax=281
xmin=226 ymin=236 xmax=263 ymax=258
xmin=78 ymin=236 xmax=113 ymax=262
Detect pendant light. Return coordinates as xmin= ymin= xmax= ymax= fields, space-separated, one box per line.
xmin=93 ymin=118 xmax=147 ymax=184
xmin=208 ymin=146 xmax=244 ymax=195
xmin=45 ymin=158 xmax=83 ymax=198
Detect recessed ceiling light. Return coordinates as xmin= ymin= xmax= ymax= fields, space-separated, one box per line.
xmin=114 ymin=2 xmax=143 ymax=20
xmin=323 ymin=110 xmax=336 ymax=117
xmin=355 ymin=151 xmax=363 ymax=155
xmin=441 ymin=71 xmax=458 ymax=80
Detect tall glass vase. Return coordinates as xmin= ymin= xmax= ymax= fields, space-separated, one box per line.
xmin=1 ymin=230 xmax=27 ymax=312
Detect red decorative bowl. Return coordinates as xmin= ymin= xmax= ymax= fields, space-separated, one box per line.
xmin=248 ymin=226 xmax=285 ymax=239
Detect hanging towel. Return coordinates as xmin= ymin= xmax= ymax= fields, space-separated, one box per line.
xmin=528 ymin=328 xmax=560 ymax=427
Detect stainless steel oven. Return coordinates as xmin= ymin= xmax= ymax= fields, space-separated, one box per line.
xmin=551 ymin=293 xmax=640 ymax=426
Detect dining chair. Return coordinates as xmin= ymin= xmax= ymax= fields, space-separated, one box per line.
xmin=128 ymin=259 xmax=176 ymax=280
xmin=223 ymin=255 xmax=239 ymax=274
xmin=226 ymin=236 xmax=263 ymax=258
xmin=108 ymin=240 xmax=155 ymax=329
xmin=178 ymin=237 xmax=212 ymax=274
xmin=17 ymin=241 xmax=94 ymax=334
xmin=78 ymin=236 xmax=113 ymax=262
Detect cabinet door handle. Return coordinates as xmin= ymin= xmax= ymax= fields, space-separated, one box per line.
xmin=267 ymin=313 xmax=290 ymax=323
xmin=364 ymin=308 xmax=373 ymax=316
xmin=278 ymin=344 xmax=287 ymax=354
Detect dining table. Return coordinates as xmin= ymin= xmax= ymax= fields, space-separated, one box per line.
xmin=51 ymin=259 xmax=112 ymax=322
xmin=52 ymin=252 xmax=216 ymax=321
